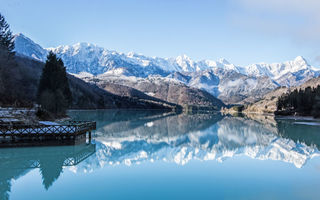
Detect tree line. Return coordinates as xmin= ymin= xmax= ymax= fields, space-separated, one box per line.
xmin=277 ymin=86 xmax=320 ymax=118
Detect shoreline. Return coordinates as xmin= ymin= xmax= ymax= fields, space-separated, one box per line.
xmin=275 ymin=115 xmax=320 ymax=121
xmin=2 ymin=107 xmax=320 ymax=123
xmin=221 ymin=108 xmax=320 ymax=123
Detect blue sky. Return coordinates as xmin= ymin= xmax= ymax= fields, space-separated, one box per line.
xmin=1 ymin=0 xmax=320 ymax=67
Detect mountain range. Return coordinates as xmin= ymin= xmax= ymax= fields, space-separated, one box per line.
xmin=14 ymin=33 xmax=320 ymax=105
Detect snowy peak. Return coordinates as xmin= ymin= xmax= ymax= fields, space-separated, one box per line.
xmin=243 ymin=56 xmax=319 ymax=85
xmin=175 ymin=54 xmax=196 ymax=72
xmin=218 ymin=58 xmax=230 ymax=65
xmin=14 ymin=33 xmax=30 ymax=42
xmin=13 ymin=33 xmax=320 ymax=89
xmin=286 ymin=56 xmax=310 ymax=71
xmin=293 ymin=56 xmax=308 ymax=65
xmin=48 ymin=42 xmax=106 ymax=56
xmin=13 ymin=33 xmax=48 ymax=61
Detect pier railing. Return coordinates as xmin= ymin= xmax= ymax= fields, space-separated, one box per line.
xmin=0 ymin=121 xmax=96 ymax=136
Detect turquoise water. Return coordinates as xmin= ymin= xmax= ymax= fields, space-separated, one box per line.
xmin=2 ymin=110 xmax=320 ymax=200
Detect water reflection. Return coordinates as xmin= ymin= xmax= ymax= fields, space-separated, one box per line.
xmin=0 ymin=143 xmax=96 ymax=199
xmin=276 ymin=119 xmax=320 ymax=149
xmin=69 ymin=110 xmax=320 ymax=172
xmin=2 ymin=110 xmax=320 ymax=199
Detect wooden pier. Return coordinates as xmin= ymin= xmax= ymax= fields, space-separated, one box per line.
xmin=0 ymin=121 xmax=96 ymax=147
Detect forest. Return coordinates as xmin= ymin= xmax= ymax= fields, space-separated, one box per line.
xmin=276 ymin=86 xmax=320 ymax=118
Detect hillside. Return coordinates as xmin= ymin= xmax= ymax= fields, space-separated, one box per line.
xmin=0 ymin=50 xmax=177 ymax=110
xmin=244 ymin=76 xmax=320 ymax=114
xmin=75 ymin=73 xmax=225 ymax=110
xmin=98 ymin=82 xmax=180 ymax=108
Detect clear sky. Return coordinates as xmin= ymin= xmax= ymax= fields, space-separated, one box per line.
xmin=1 ymin=0 xmax=320 ymax=67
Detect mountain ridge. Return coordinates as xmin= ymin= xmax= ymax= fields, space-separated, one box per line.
xmin=13 ymin=33 xmax=320 ymax=104
xmin=14 ymin=33 xmax=319 ymax=78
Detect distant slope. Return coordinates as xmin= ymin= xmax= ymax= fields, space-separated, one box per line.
xmin=75 ymin=73 xmax=225 ymax=109
xmin=168 ymin=69 xmax=279 ymax=104
xmin=244 ymin=76 xmax=320 ymax=114
xmin=98 ymin=82 xmax=181 ymax=108
xmin=243 ymin=87 xmax=289 ymax=114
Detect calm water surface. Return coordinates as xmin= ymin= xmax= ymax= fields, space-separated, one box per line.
xmin=2 ymin=110 xmax=320 ymax=200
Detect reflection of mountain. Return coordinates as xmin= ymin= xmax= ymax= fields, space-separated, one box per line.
xmin=68 ymin=111 xmax=320 ymax=172
xmin=0 ymin=144 xmax=95 ymax=200
xmin=68 ymin=109 xmax=176 ymax=130
xmin=97 ymin=112 xmax=223 ymax=140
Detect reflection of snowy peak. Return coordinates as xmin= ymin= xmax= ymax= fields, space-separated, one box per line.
xmin=14 ymin=33 xmax=320 ymax=104
xmin=71 ymin=114 xmax=320 ymax=172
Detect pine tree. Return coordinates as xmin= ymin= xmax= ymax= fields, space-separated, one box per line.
xmin=0 ymin=13 xmax=18 ymax=106
xmin=37 ymin=52 xmax=72 ymax=116
xmin=0 ymin=13 xmax=14 ymax=56
xmin=277 ymin=96 xmax=284 ymax=110
xmin=277 ymin=84 xmax=320 ymax=117
xmin=312 ymin=86 xmax=320 ymax=118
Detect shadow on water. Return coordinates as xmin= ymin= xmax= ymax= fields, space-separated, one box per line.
xmin=0 ymin=143 xmax=96 ymax=200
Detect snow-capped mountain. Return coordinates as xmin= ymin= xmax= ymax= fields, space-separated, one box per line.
xmin=14 ymin=33 xmax=48 ymax=61
xmin=13 ymin=33 xmax=320 ymax=104
xmin=167 ymin=69 xmax=279 ymax=103
xmin=245 ymin=56 xmax=313 ymax=78
xmin=244 ymin=56 xmax=320 ymax=87
xmin=14 ymin=33 xmax=319 ymax=79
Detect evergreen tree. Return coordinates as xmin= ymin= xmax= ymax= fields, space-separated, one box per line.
xmin=312 ymin=86 xmax=320 ymax=118
xmin=0 ymin=13 xmax=14 ymax=56
xmin=0 ymin=13 xmax=18 ymax=106
xmin=277 ymin=95 xmax=285 ymax=111
xmin=37 ymin=52 xmax=72 ymax=116
xmin=276 ymin=85 xmax=320 ymax=118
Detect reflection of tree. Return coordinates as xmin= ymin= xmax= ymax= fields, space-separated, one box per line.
xmin=0 ymin=155 xmax=34 ymax=200
xmin=0 ymin=171 xmax=27 ymax=200
xmin=241 ymin=114 xmax=320 ymax=149
xmin=39 ymin=157 xmax=65 ymax=190
xmin=0 ymin=180 xmax=10 ymax=200
xmin=0 ymin=143 xmax=96 ymax=198
xmin=276 ymin=119 xmax=320 ymax=149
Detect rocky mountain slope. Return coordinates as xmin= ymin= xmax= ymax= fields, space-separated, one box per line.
xmin=13 ymin=33 xmax=320 ymax=105
xmin=77 ymin=73 xmax=225 ymax=109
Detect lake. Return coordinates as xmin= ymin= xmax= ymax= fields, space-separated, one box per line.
xmin=2 ymin=110 xmax=320 ymax=200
